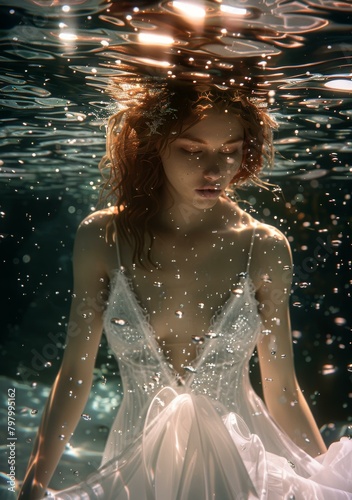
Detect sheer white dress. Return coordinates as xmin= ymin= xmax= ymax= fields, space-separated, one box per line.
xmin=54 ymin=228 xmax=352 ymax=499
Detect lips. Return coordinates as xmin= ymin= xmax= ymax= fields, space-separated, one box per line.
xmin=195 ymin=186 xmax=222 ymax=198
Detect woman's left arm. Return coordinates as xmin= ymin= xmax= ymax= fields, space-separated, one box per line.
xmin=255 ymin=226 xmax=327 ymax=457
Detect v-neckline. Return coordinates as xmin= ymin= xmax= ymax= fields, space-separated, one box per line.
xmin=110 ymin=267 xmax=258 ymax=385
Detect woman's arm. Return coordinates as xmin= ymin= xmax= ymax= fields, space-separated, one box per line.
xmin=255 ymin=225 xmax=327 ymax=457
xmin=19 ymin=213 xmax=111 ymax=499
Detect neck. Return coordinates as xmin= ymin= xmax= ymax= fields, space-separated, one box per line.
xmin=153 ymin=197 xmax=233 ymax=235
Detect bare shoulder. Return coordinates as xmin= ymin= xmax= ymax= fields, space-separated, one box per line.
xmin=250 ymin=219 xmax=293 ymax=285
xmin=253 ymin=220 xmax=290 ymax=250
xmin=75 ymin=207 xmax=118 ymax=245
xmin=78 ymin=207 xmax=116 ymax=234
xmin=73 ymin=208 xmax=118 ymax=273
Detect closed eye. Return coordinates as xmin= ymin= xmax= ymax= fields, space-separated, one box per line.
xmin=181 ymin=147 xmax=202 ymax=154
xmin=220 ymin=146 xmax=241 ymax=154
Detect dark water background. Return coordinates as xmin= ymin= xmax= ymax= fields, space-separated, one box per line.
xmin=0 ymin=0 xmax=351 ymax=493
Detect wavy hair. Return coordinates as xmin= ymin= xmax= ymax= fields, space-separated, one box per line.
xmin=99 ymin=81 xmax=276 ymax=265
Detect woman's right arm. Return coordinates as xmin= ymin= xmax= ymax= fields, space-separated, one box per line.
xmin=19 ymin=214 xmax=111 ymax=499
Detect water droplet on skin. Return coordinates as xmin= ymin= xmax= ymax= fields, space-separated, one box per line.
xmin=111 ymin=318 xmax=127 ymax=326
xmin=191 ymin=335 xmax=205 ymax=344
xmin=175 ymin=310 xmax=183 ymax=318
xmin=77 ymin=379 xmax=83 ymax=385
xmin=59 ymin=434 xmax=65 ymax=440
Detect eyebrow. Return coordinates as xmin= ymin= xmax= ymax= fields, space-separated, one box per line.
xmin=177 ymin=134 xmax=244 ymax=144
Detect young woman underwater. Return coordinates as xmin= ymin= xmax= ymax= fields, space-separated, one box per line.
xmin=19 ymin=83 xmax=351 ymax=499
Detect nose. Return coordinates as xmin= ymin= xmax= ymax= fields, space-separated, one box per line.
xmin=203 ymin=167 xmax=221 ymax=181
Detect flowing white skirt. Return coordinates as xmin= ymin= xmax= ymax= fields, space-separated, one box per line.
xmin=53 ymin=387 xmax=352 ymax=499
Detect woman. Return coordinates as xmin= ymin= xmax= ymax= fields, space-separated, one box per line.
xmin=19 ymin=83 xmax=351 ymax=499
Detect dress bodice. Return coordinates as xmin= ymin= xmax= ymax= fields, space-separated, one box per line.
xmin=102 ymin=263 xmax=262 ymax=462
xmin=104 ymin=268 xmax=261 ymax=398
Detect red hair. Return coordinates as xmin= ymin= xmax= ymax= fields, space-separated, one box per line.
xmin=99 ymin=81 xmax=276 ymax=264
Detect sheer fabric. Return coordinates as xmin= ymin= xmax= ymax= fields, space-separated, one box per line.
xmin=53 ymin=232 xmax=352 ymax=499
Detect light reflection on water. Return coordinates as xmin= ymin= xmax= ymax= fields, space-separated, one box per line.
xmin=0 ymin=0 xmax=351 ymax=493
xmin=0 ymin=0 xmax=351 ymax=190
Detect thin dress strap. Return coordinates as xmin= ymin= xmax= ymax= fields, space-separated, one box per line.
xmin=245 ymin=222 xmax=257 ymax=276
xmin=112 ymin=219 xmax=122 ymax=269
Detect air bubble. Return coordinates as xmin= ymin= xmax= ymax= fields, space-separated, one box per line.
xmin=111 ymin=318 xmax=127 ymax=326
xmin=298 ymin=282 xmax=310 ymax=288
xmin=153 ymin=281 xmax=163 ymax=287
xmin=191 ymin=335 xmax=205 ymax=344
xmin=232 ymin=288 xmax=244 ymax=296
xmin=198 ymin=302 xmax=205 ymax=309
xmin=205 ymin=332 xmax=218 ymax=339
xmin=238 ymin=272 xmax=248 ymax=278
xmin=262 ymin=329 xmax=271 ymax=335
xmin=321 ymin=364 xmax=337 ymax=375
xmin=184 ymin=366 xmax=197 ymax=373
xmin=81 ymin=414 xmax=91 ymax=421
xmin=175 ymin=310 xmax=183 ymax=318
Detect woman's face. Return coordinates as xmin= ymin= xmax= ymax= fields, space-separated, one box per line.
xmin=159 ymin=109 xmax=244 ymax=210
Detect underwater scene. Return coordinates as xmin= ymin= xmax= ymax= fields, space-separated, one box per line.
xmin=0 ymin=0 xmax=351 ymax=496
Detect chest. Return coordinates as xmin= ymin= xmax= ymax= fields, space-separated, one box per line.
xmin=121 ymin=233 xmax=253 ymax=345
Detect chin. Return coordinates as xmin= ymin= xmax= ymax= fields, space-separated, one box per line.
xmin=192 ymin=197 xmax=219 ymax=210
